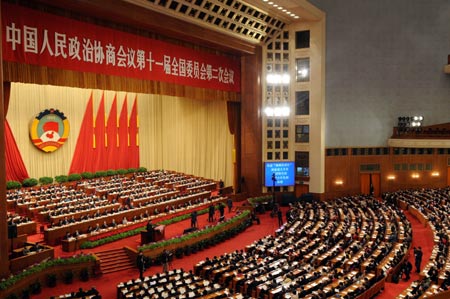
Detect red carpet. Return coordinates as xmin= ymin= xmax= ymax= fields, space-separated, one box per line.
xmin=376 ymin=210 xmax=434 ymax=299
xmin=34 ymin=204 xmax=285 ymax=299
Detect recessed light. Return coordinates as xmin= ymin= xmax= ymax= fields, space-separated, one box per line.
xmin=294 ymin=16 xmax=299 ymax=19
xmin=278 ymin=6 xmax=283 ymax=10
xmin=273 ymin=4 xmax=278 ymax=7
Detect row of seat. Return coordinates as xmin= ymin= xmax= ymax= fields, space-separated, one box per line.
xmin=385 ymin=187 xmax=450 ymax=299
xmin=192 ymin=195 xmax=410 ymax=299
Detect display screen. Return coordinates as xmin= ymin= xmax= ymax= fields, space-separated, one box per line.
xmin=264 ymin=161 xmax=296 ymax=187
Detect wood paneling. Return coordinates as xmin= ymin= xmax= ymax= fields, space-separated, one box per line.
xmin=240 ymin=48 xmax=262 ymax=197
xmin=325 ymin=152 xmax=449 ymax=199
xmin=0 ymin=2 xmax=10 ymax=279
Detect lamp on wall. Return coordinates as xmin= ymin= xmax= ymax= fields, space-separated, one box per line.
xmin=411 ymin=173 xmax=420 ymax=179
xmin=334 ymin=179 xmax=343 ymax=186
xmin=431 ymin=171 xmax=440 ymax=177
xmin=387 ymin=175 xmax=396 ymax=181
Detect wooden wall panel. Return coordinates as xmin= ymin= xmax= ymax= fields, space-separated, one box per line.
xmin=325 ymin=153 xmax=449 ymax=199
xmin=240 ymin=48 xmax=262 ymax=197
xmin=0 ymin=3 xmax=10 ymax=279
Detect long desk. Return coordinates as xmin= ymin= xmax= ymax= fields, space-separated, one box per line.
xmin=45 ymin=191 xmax=210 ymax=245
xmin=17 ymin=221 xmax=36 ymax=235
xmin=10 ymin=245 xmax=54 ymax=273
xmin=140 ymin=225 xmax=166 ymax=245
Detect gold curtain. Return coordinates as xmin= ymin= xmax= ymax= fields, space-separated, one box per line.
xmin=139 ymin=94 xmax=233 ymax=187
xmin=7 ymin=83 xmax=233 ymax=186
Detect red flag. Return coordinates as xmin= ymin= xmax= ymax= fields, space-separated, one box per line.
xmin=128 ymin=96 xmax=139 ymax=168
xmin=69 ymin=92 xmax=94 ymax=173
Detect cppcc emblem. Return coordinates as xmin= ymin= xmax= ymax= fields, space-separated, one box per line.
xmin=30 ymin=108 xmax=70 ymax=152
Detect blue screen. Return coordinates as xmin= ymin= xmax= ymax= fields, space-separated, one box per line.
xmin=264 ymin=161 xmax=295 ymax=187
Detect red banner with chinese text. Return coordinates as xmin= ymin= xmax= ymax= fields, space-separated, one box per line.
xmin=2 ymin=3 xmax=241 ymax=92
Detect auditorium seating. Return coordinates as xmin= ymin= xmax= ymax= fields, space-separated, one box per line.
xmin=190 ymin=196 xmax=409 ymax=299
xmin=5 ymin=171 xmax=219 ymax=246
xmin=117 ymin=269 xmax=237 ymax=299
xmin=384 ymin=187 xmax=450 ymax=299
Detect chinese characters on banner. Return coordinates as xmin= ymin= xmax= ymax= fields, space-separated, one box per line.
xmin=2 ymin=3 xmax=241 ymax=92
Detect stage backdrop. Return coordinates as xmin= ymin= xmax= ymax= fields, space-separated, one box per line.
xmin=7 ymin=83 xmax=233 ymax=186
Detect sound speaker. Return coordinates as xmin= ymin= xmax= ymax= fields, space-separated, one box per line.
xmin=8 ymin=224 xmax=17 ymax=239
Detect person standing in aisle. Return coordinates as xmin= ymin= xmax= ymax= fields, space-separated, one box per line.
xmin=414 ymin=247 xmax=423 ymax=273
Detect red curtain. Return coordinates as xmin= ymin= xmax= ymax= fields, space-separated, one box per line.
xmin=5 ymin=120 xmax=29 ymax=182
xmin=106 ymin=96 xmax=118 ymax=169
xmin=128 ymin=97 xmax=139 ymax=168
xmin=4 ymin=82 xmax=29 ymax=182
xmin=117 ymin=96 xmax=129 ymax=169
xmin=69 ymin=93 xmax=94 ymax=174
xmin=93 ymin=94 xmax=106 ymax=170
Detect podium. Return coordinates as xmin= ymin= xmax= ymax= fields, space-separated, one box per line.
xmin=141 ymin=225 xmax=165 ymax=245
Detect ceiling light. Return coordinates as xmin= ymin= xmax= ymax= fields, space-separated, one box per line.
xmin=273 ymin=4 xmax=278 ymax=7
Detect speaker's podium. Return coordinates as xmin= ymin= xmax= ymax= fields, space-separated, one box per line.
xmin=141 ymin=225 xmax=165 ymax=245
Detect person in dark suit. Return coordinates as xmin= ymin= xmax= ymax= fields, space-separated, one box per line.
xmin=227 ymin=198 xmax=233 ymax=213
xmin=414 ymin=247 xmax=423 ymax=273
xmin=162 ymin=249 xmax=171 ymax=272
xmin=146 ymin=220 xmax=155 ymax=242
xmin=136 ymin=251 xmax=146 ymax=279
xmin=218 ymin=203 xmax=225 ymax=221
xmin=191 ymin=210 xmax=198 ymax=228
xmin=277 ymin=209 xmax=283 ymax=226
xmin=403 ymin=260 xmax=412 ymax=280
xmin=208 ymin=204 xmax=215 ymax=222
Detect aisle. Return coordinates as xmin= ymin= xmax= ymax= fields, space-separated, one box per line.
xmin=376 ymin=210 xmax=434 ymax=298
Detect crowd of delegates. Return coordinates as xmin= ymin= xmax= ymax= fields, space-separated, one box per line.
xmin=117 ymin=269 xmax=232 ymax=299
xmin=4 ymin=171 xmax=219 ymax=240
xmin=51 ymin=286 xmax=101 ymax=299
xmin=116 ymin=195 xmax=412 ymax=299
xmin=383 ymin=187 xmax=450 ymax=299
xmin=7 ymin=212 xmax=33 ymax=225
xmin=186 ymin=195 xmax=409 ymax=299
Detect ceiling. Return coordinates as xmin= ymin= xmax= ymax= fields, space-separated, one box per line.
xmin=127 ymin=0 xmax=322 ymax=48
xmin=33 ymin=0 xmax=321 ymax=55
